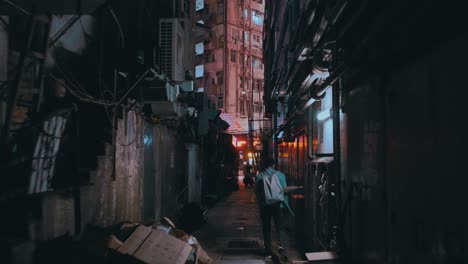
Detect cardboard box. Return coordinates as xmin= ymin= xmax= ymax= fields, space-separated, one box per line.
xmin=195 ymin=243 xmax=212 ymax=264
xmin=117 ymin=225 xmax=193 ymax=264
xmin=107 ymin=235 xmax=123 ymax=250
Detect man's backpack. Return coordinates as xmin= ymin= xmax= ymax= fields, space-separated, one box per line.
xmin=263 ymin=171 xmax=284 ymax=205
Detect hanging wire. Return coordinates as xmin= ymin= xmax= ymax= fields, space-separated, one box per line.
xmin=116 ymin=110 xmax=144 ymax=147
xmin=48 ymin=74 xmax=115 ymax=106
xmin=3 ymin=0 xmax=30 ymax=15
xmin=107 ymin=5 xmax=125 ymax=48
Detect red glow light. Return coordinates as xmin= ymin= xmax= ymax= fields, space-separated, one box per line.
xmin=237 ymin=140 xmax=247 ymax=147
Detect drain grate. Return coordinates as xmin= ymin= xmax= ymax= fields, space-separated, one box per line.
xmin=227 ymin=239 xmax=260 ymax=249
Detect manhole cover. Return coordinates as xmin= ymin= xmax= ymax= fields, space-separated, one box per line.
xmin=227 ymin=239 xmax=260 ymax=249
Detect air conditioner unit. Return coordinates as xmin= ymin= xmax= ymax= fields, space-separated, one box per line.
xmin=142 ymin=79 xmax=180 ymax=116
xmin=160 ymin=18 xmax=190 ymax=82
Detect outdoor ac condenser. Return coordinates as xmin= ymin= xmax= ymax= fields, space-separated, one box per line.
xmin=159 ymin=18 xmax=190 ymax=82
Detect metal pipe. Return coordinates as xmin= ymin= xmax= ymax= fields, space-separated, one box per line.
xmin=114 ymin=69 xmax=150 ymax=107
xmin=111 ymin=69 xmax=116 ymax=181
xmin=73 ymin=106 xmax=81 ymax=234
xmin=49 ymin=15 xmax=81 ymax=47
xmin=332 ymin=51 xmax=343 ymax=254
xmin=0 ymin=16 xmax=8 ymax=29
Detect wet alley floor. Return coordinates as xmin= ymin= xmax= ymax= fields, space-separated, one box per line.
xmin=193 ymin=182 xmax=306 ymax=264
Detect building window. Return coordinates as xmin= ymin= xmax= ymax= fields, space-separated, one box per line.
xmin=217 ymin=71 xmax=224 ymax=94
xmin=195 ymin=42 xmax=204 ymax=55
xmin=244 ymin=8 xmax=249 ymax=20
xmin=253 ymin=56 xmax=262 ymax=69
xmin=216 ymin=71 xmax=224 ymax=85
xmin=232 ymin=28 xmax=239 ymax=41
xmin=196 ymin=0 xmax=204 ymax=11
xmin=217 ymin=2 xmax=224 ymax=17
xmin=254 ymin=79 xmax=262 ymax=91
xmin=240 ymin=99 xmax=246 ymax=115
xmin=253 ymin=34 xmax=260 ymax=42
xmin=244 ymin=32 xmax=249 ymax=42
xmin=231 ymin=50 xmax=237 ymax=62
xmin=218 ymin=35 xmax=224 ymax=47
xmin=218 ymin=96 xmax=224 ymax=108
xmin=252 ymin=10 xmax=263 ymax=25
xmin=217 ymin=3 xmax=224 ymax=23
xmin=239 ymin=53 xmax=244 ymax=65
xmin=195 ymin=65 xmax=204 ymax=78
xmin=254 ymin=102 xmax=262 ymax=113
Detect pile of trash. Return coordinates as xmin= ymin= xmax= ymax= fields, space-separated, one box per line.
xmin=106 ymin=217 xmax=212 ymax=264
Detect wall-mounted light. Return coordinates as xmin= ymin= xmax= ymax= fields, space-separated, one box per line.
xmin=317 ymin=109 xmax=331 ymax=121
xmin=144 ymin=134 xmax=152 ymax=146
xmin=277 ymin=130 xmax=284 ymax=138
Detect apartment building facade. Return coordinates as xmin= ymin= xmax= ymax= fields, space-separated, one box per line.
xmin=195 ymin=0 xmax=265 ymax=134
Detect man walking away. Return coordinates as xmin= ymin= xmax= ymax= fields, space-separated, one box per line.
xmin=255 ymin=157 xmax=289 ymax=260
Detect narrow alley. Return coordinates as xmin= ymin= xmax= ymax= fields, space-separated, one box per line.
xmin=193 ymin=182 xmax=303 ymax=264
xmin=1 ymin=0 xmax=467 ymax=264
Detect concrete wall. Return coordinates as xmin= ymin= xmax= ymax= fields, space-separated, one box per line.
xmin=26 ymin=109 xmax=145 ymax=243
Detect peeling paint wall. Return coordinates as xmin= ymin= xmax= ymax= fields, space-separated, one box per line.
xmin=81 ymin=109 xmax=144 ymax=227
xmin=39 ymin=110 xmax=145 ymax=237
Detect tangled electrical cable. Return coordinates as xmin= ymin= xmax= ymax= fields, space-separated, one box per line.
xmin=48 ymin=74 xmax=115 ymax=107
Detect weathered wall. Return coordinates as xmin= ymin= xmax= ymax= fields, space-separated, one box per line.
xmin=80 ymin=109 xmax=144 ymax=228
xmin=343 ymin=34 xmax=468 ymax=263
xmin=187 ymin=143 xmax=201 ymax=203
xmin=153 ymin=124 xmax=181 ymax=220
xmin=28 ymin=109 xmax=144 ymax=243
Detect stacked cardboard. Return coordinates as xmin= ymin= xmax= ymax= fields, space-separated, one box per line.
xmin=113 ymin=223 xmax=212 ymax=264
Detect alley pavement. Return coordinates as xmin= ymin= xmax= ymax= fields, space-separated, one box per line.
xmin=194 ymin=179 xmax=305 ymax=264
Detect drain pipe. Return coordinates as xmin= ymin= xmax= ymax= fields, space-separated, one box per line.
xmin=332 ymin=65 xmax=342 ymax=253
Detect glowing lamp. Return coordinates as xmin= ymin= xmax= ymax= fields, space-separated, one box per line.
xmin=317 ymin=109 xmax=331 ymax=121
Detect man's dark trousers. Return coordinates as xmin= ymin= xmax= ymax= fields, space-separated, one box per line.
xmin=260 ymin=202 xmax=284 ymax=253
